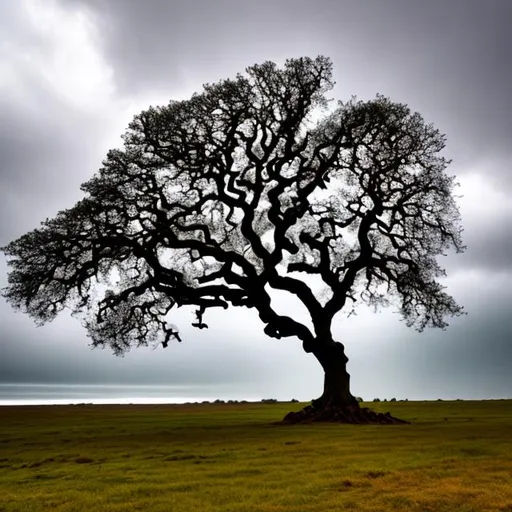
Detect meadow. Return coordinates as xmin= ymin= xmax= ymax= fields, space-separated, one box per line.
xmin=0 ymin=400 xmax=511 ymax=511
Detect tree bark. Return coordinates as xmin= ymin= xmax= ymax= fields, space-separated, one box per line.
xmin=281 ymin=339 xmax=409 ymax=425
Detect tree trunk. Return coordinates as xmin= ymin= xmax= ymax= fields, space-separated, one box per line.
xmin=311 ymin=340 xmax=358 ymax=408
xmin=281 ymin=339 xmax=409 ymax=425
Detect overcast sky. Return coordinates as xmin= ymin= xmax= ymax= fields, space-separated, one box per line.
xmin=1 ymin=0 xmax=511 ymax=403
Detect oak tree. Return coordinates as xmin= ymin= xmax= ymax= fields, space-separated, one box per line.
xmin=1 ymin=56 xmax=464 ymax=423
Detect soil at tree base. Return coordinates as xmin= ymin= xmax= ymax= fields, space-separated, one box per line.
xmin=281 ymin=403 xmax=410 ymax=424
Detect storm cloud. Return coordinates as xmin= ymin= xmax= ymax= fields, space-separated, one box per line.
xmin=1 ymin=0 xmax=511 ymax=402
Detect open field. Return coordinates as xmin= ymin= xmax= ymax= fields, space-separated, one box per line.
xmin=0 ymin=400 xmax=511 ymax=511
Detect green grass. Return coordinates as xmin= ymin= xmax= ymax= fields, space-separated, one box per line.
xmin=1 ymin=400 xmax=511 ymax=511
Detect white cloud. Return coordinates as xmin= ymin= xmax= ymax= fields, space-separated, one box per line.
xmin=457 ymin=166 xmax=512 ymax=221
xmin=20 ymin=0 xmax=115 ymax=111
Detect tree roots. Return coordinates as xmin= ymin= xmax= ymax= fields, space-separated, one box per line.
xmin=281 ymin=404 xmax=410 ymax=425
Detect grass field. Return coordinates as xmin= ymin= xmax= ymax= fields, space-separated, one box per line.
xmin=0 ymin=400 xmax=511 ymax=511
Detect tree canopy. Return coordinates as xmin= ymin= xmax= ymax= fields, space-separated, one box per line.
xmin=1 ymin=57 xmax=464 ymax=422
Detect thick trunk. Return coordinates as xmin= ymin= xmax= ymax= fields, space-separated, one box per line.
xmin=311 ymin=340 xmax=358 ymax=408
xmin=281 ymin=338 xmax=409 ymax=425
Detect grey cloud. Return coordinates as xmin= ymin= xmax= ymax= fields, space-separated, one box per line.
xmin=441 ymin=218 xmax=512 ymax=276
xmin=1 ymin=0 xmax=512 ymax=401
xmin=0 ymin=1 xmax=124 ymax=244
xmin=78 ymin=0 xmax=512 ymax=170
xmin=57 ymin=0 xmax=512 ymax=195
xmin=73 ymin=0 xmax=306 ymax=96
xmin=458 ymin=226 xmax=512 ymax=273
xmin=0 ymin=75 xmax=116 ymax=243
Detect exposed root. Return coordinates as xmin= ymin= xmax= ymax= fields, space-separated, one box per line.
xmin=281 ymin=404 xmax=410 ymax=425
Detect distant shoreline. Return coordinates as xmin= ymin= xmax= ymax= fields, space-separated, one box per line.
xmin=1 ymin=398 xmax=511 ymax=408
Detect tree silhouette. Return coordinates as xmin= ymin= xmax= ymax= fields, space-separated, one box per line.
xmin=1 ymin=56 xmax=464 ymax=423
